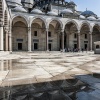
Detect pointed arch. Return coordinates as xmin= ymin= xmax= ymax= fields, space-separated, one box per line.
xmin=31 ymin=16 xmax=46 ymax=28
xmin=48 ymin=18 xmax=63 ymax=29
xmin=64 ymin=19 xmax=79 ymax=31
xmin=80 ymin=21 xmax=92 ymax=32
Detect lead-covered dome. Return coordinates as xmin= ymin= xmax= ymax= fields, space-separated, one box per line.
xmin=6 ymin=0 xmax=22 ymax=7
xmin=60 ymin=8 xmax=73 ymax=14
xmin=21 ymin=0 xmax=35 ymax=9
xmin=69 ymin=1 xmax=76 ymax=6
xmin=31 ymin=9 xmax=43 ymax=14
xmin=13 ymin=6 xmax=27 ymax=12
xmin=81 ymin=10 xmax=96 ymax=17
xmin=47 ymin=11 xmax=58 ymax=16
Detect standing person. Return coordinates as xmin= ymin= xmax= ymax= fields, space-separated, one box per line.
xmin=82 ymin=48 xmax=84 ymax=52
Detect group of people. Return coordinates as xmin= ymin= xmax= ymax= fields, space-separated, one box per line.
xmin=60 ymin=48 xmax=88 ymax=53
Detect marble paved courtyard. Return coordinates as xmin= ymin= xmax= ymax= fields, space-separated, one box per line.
xmin=0 ymin=51 xmax=100 ymax=87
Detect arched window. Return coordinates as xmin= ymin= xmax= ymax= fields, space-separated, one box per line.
xmin=96 ymin=45 xmax=100 ymax=49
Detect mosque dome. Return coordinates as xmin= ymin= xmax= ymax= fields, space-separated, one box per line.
xmin=79 ymin=15 xmax=85 ymax=19
xmin=81 ymin=10 xmax=96 ymax=17
xmin=21 ymin=0 xmax=35 ymax=9
xmin=13 ymin=6 xmax=27 ymax=12
xmin=60 ymin=8 xmax=73 ymax=14
xmin=87 ymin=16 xmax=96 ymax=20
xmin=31 ymin=9 xmax=43 ymax=14
xmin=69 ymin=1 xmax=76 ymax=6
xmin=47 ymin=11 xmax=58 ymax=16
xmin=6 ymin=0 xmax=22 ymax=7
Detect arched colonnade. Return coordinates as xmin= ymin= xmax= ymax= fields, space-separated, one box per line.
xmin=12 ymin=15 xmax=100 ymax=52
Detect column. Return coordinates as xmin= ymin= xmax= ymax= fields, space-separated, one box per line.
xmin=46 ymin=28 xmax=49 ymax=51
xmin=8 ymin=32 xmax=12 ymax=51
xmin=5 ymin=31 xmax=9 ymax=51
xmin=89 ymin=32 xmax=92 ymax=51
xmin=77 ymin=32 xmax=81 ymax=50
xmin=61 ymin=30 xmax=64 ymax=52
xmin=0 ymin=23 xmax=4 ymax=51
xmin=28 ymin=27 xmax=31 ymax=52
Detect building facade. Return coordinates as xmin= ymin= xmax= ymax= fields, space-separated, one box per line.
xmin=0 ymin=0 xmax=100 ymax=52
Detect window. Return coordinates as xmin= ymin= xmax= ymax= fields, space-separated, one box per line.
xmin=74 ymin=33 xmax=77 ymax=38
xmin=85 ymin=34 xmax=87 ymax=39
xmin=96 ymin=45 xmax=99 ymax=49
xmin=34 ymin=31 xmax=37 ymax=36
xmin=48 ymin=31 xmax=51 ymax=37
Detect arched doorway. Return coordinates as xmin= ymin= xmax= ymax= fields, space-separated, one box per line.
xmin=12 ymin=16 xmax=28 ymax=51
xmin=92 ymin=24 xmax=100 ymax=50
xmin=64 ymin=21 xmax=78 ymax=50
xmin=31 ymin=18 xmax=46 ymax=51
xmin=80 ymin=23 xmax=90 ymax=50
xmin=49 ymin=20 xmax=62 ymax=51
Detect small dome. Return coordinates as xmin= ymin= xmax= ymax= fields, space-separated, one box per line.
xmin=6 ymin=0 xmax=22 ymax=7
xmin=55 ymin=1 xmax=63 ymax=4
xmin=31 ymin=9 xmax=43 ymax=14
xmin=87 ymin=16 xmax=96 ymax=20
xmin=60 ymin=9 xmax=73 ymax=14
xmin=13 ymin=6 xmax=27 ymax=12
xmin=69 ymin=1 xmax=76 ymax=5
xmin=80 ymin=15 xmax=85 ymax=19
xmin=47 ymin=11 xmax=58 ymax=16
xmin=81 ymin=10 xmax=96 ymax=17
xmin=21 ymin=0 xmax=35 ymax=9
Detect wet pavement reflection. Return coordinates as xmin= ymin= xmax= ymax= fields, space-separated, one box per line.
xmin=0 ymin=52 xmax=100 ymax=100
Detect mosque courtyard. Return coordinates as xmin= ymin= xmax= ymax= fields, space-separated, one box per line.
xmin=0 ymin=52 xmax=100 ymax=99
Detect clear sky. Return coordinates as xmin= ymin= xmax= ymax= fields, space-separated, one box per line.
xmin=66 ymin=0 xmax=100 ymax=17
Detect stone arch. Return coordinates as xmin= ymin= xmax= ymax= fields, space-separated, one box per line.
xmin=92 ymin=23 xmax=100 ymax=50
xmin=12 ymin=14 xmax=28 ymax=26
xmin=80 ymin=21 xmax=92 ymax=50
xmin=31 ymin=17 xmax=47 ymax=51
xmin=48 ymin=18 xmax=63 ymax=29
xmin=31 ymin=16 xmax=46 ymax=28
xmin=64 ymin=19 xmax=80 ymax=50
xmin=12 ymin=15 xmax=28 ymax=51
xmin=92 ymin=23 xmax=100 ymax=32
xmin=64 ymin=19 xmax=79 ymax=31
xmin=80 ymin=21 xmax=92 ymax=32
xmin=48 ymin=18 xmax=63 ymax=51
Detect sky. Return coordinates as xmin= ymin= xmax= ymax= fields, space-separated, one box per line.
xmin=66 ymin=0 xmax=100 ymax=17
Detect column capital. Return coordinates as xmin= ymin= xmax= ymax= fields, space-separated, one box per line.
xmin=46 ymin=28 xmax=48 ymax=32
xmin=77 ymin=30 xmax=80 ymax=34
xmin=61 ymin=29 xmax=64 ymax=33
xmin=28 ymin=27 xmax=31 ymax=31
xmin=89 ymin=31 xmax=92 ymax=35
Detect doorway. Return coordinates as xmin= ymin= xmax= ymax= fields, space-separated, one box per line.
xmin=74 ymin=44 xmax=77 ymax=49
xmin=34 ymin=43 xmax=38 ymax=50
xmin=84 ymin=44 xmax=87 ymax=50
xmin=18 ymin=43 xmax=22 ymax=50
xmin=48 ymin=43 xmax=52 ymax=51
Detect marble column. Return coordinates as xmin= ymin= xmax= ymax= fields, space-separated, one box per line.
xmin=61 ymin=30 xmax=64 ymax=51
xmin=5 ymin=31 xmax=9 ymax=51
xmin=89 ymin=32 xmax=93 ymax=51
xmin=28 ymin=27 xmax=31 ymax=52
xmin=0 ymin=23 xmax=4 ymax=51
xmin=46 ymin=28 xmax=49 ymax=51
xmin=8 ymin=32 xmax=12 ymax=51
xmin=77 ymin=32 xmax=81 ymax=50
